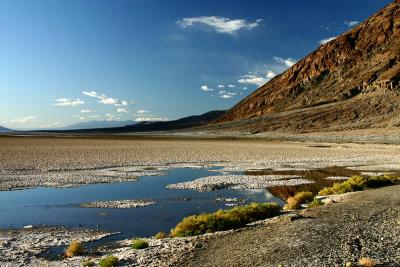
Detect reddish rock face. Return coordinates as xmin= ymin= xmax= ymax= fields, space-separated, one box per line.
xmin=215 ymin=0 xmax=400 ymax=131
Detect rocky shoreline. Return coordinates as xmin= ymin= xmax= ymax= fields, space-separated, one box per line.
xmin=0 ymin=226 xmax=117 ymax=267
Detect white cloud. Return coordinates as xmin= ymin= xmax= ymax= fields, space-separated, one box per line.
xmin=238 ymin=74 xmax=267 ymax=86
xmin=228 ymin=84 xmax=236 ymax=88
xmin=177 ymin=16 xmax=262 ymax=34
xmin=218 ymin=84 xmax=225 ymax=88
xmin=344 ymin=21 xmax=359 ymax=27
xmin=274 ymin=57 xmax=296 ymax=68
xmin=80 ymin=109 xmax=93 ymax=113
xmin=218 ymin=91 xmax=237 ymax=99
xmin=11 ymin=115 xmax=37 ymax=123
xmin=137 ymin=109 xmax=150 ymax=114
xmin=319 ymin=36 xmax=337 ymax=45
xmin=238 ymin=70 xmax=277 ymax=86
xmin=200 ymin=85 xmax=214 ymax=91
xmin=82 ymin=91 xmax=131 ymax=107
xmin=100 ymin=97 xmax=118 ymax=105
xmin=115 ymin=100 xmax=129 ymax=107
xmin=266 ymin=71 xmax=276 ymax=79
xmin=52 ymin=98 xmax=84 ymax=107
xmin=117 ymin=108 xmax=128 ymax=113
xmin=243 ymin=86 xmax=248 ymax=90
xmin=135 ymin=117 xmax=169 ymax=122
xmin=82 ymin=91 xmax=104 ymax=98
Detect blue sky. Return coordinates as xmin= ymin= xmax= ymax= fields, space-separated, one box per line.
xmin=0 ymin=0 xmax=392 ymax=129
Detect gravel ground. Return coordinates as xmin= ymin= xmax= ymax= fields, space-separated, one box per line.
xmin=178 ymin=185 xmax=400 ymax=267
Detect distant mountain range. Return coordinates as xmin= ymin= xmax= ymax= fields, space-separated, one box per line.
xmin=59 ymin=120 xmax=137 ymax=130
xmin=62 ymin=110 xmax=226 ymax=133
xmin=0 ymin=126 xmax=11 ymax=132
xmin=214 ymin=0 xmax=400 ymax=133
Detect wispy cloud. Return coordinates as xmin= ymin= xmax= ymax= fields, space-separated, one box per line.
xmin=177 ymin=16 xmax=262 ymax=34
xmin=217 ymin=84 xmax=225 ymax=88
xmin=39 ymin=121 xmax=60 ymax=129
xmin=200 ymin=85 xmax=214 ymax=91
xmin=135 ymin=117 xmax=169 ymax=122
xmin=117 ymin=107 xmax=128 ymax=113
xmin=80 ymin=109 xmax=93 ymax=113
xmin=274 ymin=56 xmax=296 ymax=68
xmin=319 ymin=36 xmax=337 ymax=45
xmin=266 ymin=71 xmax=276 ymax=79
xmin=238 ymin=70 xmax=277 ymax=86
xmin=82 ymin=91 xmax=131 ymax=107
xmin=238 ymin=74 xmax=267 ymax=86
xmin=11 ymin=115 xmax=38 ymax=123
xmin=218 ymin=91 xmax=237 ymax=99
xmin=53 ymin=98 xmax=84 ymax=107
xmin=344 ymin=21 xmax=359 ymax=27
xmin=105 ymin=113 xmax=121 ymax=121
xmin=228 ymin=84 xmax=236 ymax=88
xmin=137 ymin=109 xmax=150 ymax=114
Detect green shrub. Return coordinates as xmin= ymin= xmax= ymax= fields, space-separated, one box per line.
xmin=170 ymin=202 xmax=281 ymax=237
xmin=131 ymin=239 xmax=149 ymax=249
xmin=319 ymin=175 xmax=400 ymax=196
xmin=283 ymin=191 xmax=314 ymax=210
xmin=80 ymin=259 xmax=95 ymax=267
xmin=154 ymin=231 xmax=169 ymax=239
xmin=307 ymin=197 xmax=324 ymax=208
xmin=65 ymin=240 xmax=85 ymax=257
xmin=99 ymin=255 xmax=119 ymax=267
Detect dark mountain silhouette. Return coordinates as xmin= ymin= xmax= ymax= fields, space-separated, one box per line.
xmin=42 ymin=110 xmax=226 ymax=133
xmin=59 ymin=120 xmax=137 ymax=130
xmin=0 ymin=126 xmax=11 ymax=132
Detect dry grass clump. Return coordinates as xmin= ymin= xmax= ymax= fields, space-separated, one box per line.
xmin=154 ymin=231 xmax=169 ymax=239
xmin=65 ymin=240 xmax=85 ymax=257
xmin=283 ymin=191 xmax=314 ymax=210
xmin=307 ymin=197 xmax=324 ymax=208
xmin=170 ymin=202 xmax=281 ymax=237
xmin=358 ymin=257 xmax=375 ymax=267
xmin=319 ymin=175 xmax=400 ymax=196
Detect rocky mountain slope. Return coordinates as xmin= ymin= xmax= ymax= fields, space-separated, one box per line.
xmin=214 ymin=0 xmax=400 ymax=133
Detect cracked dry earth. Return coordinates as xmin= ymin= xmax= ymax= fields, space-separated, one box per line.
xmin=179 ymin=185 xmax=400 ymax=267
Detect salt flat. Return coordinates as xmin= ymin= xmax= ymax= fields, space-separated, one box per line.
xmin=1 ymin=136 xmax=400 ymax=190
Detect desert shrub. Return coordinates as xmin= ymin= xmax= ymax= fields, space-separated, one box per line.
xmin=80 ymin=259 xmax=95 ymax=267
xmin=283 ymin=191 xmax=314 ymax=210
xmin=131 ymin=239 xmax=149 ymax=249
xmin=154 ymin=231 xmax=169 ymax=239
xmin=170 ymin=202 xmax=281 ymax=237
xmin=99 ymin=255 xmax=119 ymax=267
xmin=65 ymin=240 xmax=85 ymax=257
xmin=358 ymin=257 xmax=375 ymax=267
xmin=307 ymin=197 xmax=324 ymax=208
xmin=319 ymin=175 xmax=400 ymax=196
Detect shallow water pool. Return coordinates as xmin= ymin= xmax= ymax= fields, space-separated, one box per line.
xmin=0 ymin=167 xmax=284 ymax=239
